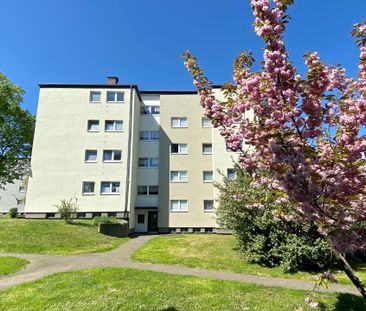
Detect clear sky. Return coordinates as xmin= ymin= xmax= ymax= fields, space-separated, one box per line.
xmin=1 ymin=0 xmax=365 ymax=115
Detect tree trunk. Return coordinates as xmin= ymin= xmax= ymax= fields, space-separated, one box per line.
xmin=329 ymin=241 xmax=366 ymax=299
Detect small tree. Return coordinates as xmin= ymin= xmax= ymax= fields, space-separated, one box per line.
xmin=0 ymin=73 xmax=35 ymax=188
xmin=8 ymin=207 xmax=18 ymax=218
xmin=183 ymin=0 xmax=366 ymax=298
xmin=55 ymin=197 xmax=79 ymax=224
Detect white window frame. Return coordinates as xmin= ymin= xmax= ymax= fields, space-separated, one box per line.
xmin=82 ymin=181 xmax=95 ymax=195
xmin=138 ymin=157 xmax=159 ymax=168
xmin=137 ymin=185 xmax=148 ymax=195
xmin=171 ymin=117 xmax=188 ymax=128
xmin=90 ymin=91 xmax=101 ymax=103
xmin=203 ymin=200 xmax=214 ymax=212
xmin=87 ymin=120 xmax=100 ymax=132
xmin=139 ymin=130 xmax=160 ymax=141
xmin=105 ymin=120 xmax=123 ymax=132
xmin=202 ymin=143 xmax=213 ymax=155
xmin=100 ymin=181 xmax=120 ymax=194
xmin=170 ymin=200 xmax=188 ymax=212
xmin=149 ymin=158 xmax=159 ymax=167
xmin=171 ymin=144 xmax=188 ymax=155
xmin=106 ymin=91 xmax=124 ymax=103
xmin=85 ymin=150 xmax=97 ymax=163
xmin=141 ymin=105 xmax=160 ymax=115
xmin=137 ymin=185 xmax=159 ymax=195
xmin=202 ymin=117 xmax=211 ymax=128
xmin=102 ymin=150 xmax=122 ymax=162
xmin=170 ymin=171 xmax=188 ymax=182
xmin=203 ymin=171 xmax=213 ymax=182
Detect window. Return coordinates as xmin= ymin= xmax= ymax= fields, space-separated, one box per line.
xmin=137 ymin=185 xmax=159 ymax=195
xmin=149 ymin=186 xmax=159 ymax=195
xmin=101 ymin=181 xmax=120 ymax=194
xmin=137 ymin=185 xmax=148 ymax=195
xmin=170 ymin=200 xmax=188 ymax=212
xmin=137 ymin=214 xmax=145 ymax=224
xmin=105 ymin=120 xmax=123 ymax=131
xmin=203 ymin=171 xmax=213 ymax=182
xmin=141 ymin=105 xmax=160 ymax=115
xmin=87 ymin=120 xmax=99 ymax=132
xmin=151 ymin=106 xmax=160 ymax=115
xmin=139 ymin=131 xmax=160 ymax=141
xmin=171 ymin=117 xmax=188 ymax=128
xmin=82 ymin=181 xmax=95 ymax=195
xmin=85 ymin=150 xmax=97 ymax=162
xmin=150 ymin=131 xmax=160 ymax=140
xmin=139 ymin=131 xmax=150 ymax=141
xmin=138 ymin=158 xmax=159 ymax=168
xmin=171 ymin=144 xmax=188 ymax=154
xmin=139 ymin=158 xmax=149 ymax=167
xmin=103 ymin=150 xmax=122 ymax=162
xmin=170 ymin=171 xmax=188 ymax=182
xmin=227 ymin=168 xmax=236 ymax=180
xmin=90 ymin=91 xmax=101 ymax=102
xmin=202 ymin=143 xmax=213 ymax=154
xmin=202 ymin=117 xmax=211 ymax=128
xmin=204 ymin=200 xmax=214 ymax=211
xmin=149 ymin=158 xmax=159 ymax=167
xmin=107 ymin=91 xmax=124 ymax=102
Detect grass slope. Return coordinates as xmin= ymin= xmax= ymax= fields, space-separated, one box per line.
xmin=132 ymin=234 xmax=366 ymax=286
xmin=0 ymin=218 xmax=128 ymax=255
xmin=0 ymin=268 xmax=364 ymax=310
xmin=0 ymin=257 xmax=29 ymax=276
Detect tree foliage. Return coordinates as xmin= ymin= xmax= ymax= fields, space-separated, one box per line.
xmin=216 ymin=167 xmax=332 ymax=273
xmin=183 ymin=0 xmax=366 ymax=298
xmin=0 ymin=73 xmax=34 ymax=187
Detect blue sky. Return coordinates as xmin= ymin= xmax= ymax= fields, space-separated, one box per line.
xmin=1 ymin=0 xmax=365 ymax=115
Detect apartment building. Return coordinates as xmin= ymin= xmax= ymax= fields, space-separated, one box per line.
xmin=0 ymin=179 xmax=27 ymax=214
xmin=25 ymin=77 xmax=240 ymax=233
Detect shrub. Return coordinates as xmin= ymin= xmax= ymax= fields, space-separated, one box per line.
xmin=93 ymin=216 xmax=120 ymax=226
xmin=54 ymin=197 xmax=79 ymax=224
xmin=216 ymin=167 xmax=332 ymax=273
xmin=8 ymin=208 xmax=18 ymax=218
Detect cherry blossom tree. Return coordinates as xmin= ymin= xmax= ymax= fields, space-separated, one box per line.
xmin=183 ymin=0 xmax=366 ymax=299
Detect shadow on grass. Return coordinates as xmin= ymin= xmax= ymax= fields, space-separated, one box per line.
xmin=69 ymin=221 xmax=95 ymax=228
xmin=158 ymin=308 xmax=177 ymax=311
xmin=333 ymin=293 xmax=365 ymax=310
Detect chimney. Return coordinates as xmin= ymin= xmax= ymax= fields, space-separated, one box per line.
xmin=107 ymin=76 xmax=119 ymax=85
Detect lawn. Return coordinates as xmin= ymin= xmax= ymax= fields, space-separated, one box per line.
xmin=132 ymin=234 xmax=366 ymax=286
xmin=0 ymin=267 xmax=363 ymax=311
xmin=0 ymin=257 xmax=29 ymax=276
xmin=0 ymin=218 xmax=128 ymax=255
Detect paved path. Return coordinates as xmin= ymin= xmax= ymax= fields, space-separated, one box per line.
xmin=0 ymin=235 xmax=361 ymax=296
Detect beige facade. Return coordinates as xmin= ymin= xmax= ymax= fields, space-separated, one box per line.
xmin=25 ymin=80 xmax=239 ymax=232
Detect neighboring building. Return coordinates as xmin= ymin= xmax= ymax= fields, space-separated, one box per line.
xmin=25 ymin=77 xmax=243 ymax=233
xmin=0 ymin=179 xmax=27 ymax=214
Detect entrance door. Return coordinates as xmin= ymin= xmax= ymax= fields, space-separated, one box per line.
xmin=148 ymin=211 xmax=158 ymax=232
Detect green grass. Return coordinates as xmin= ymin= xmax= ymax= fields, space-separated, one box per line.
xmin=0 ymin=218 xmax=128 ymax=255
xmin=0 ymin=257 xmax=29 ymax=276
xmin=132 ymin=234 xmax=366 ymax=286
xmin=0 ymin=268 xmax=363 ymax=310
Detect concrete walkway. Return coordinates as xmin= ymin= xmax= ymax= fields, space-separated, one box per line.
xmin=0 ymin=235 xmax=361 ymax=296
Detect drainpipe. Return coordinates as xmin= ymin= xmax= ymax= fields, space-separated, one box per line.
xmin=124 ymin=86 xmax=134 ymax=219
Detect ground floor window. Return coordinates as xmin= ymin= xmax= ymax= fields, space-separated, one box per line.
xmin=137 ymin=214 xmax=145 ymax=224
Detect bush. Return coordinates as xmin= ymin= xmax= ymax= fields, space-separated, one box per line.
xmin=54 ymin=197 xmax=79 ymax=224
xmin=93 ymin=216 xmax=120 ymax=226
xmin=216 ymin=167 xmax=332 ymax=273
xmin=8 ymin=208 xmax=18 ymax=218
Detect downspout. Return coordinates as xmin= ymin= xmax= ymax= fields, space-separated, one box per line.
xmin=124 ymin=86 xmax=134 ymax=218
